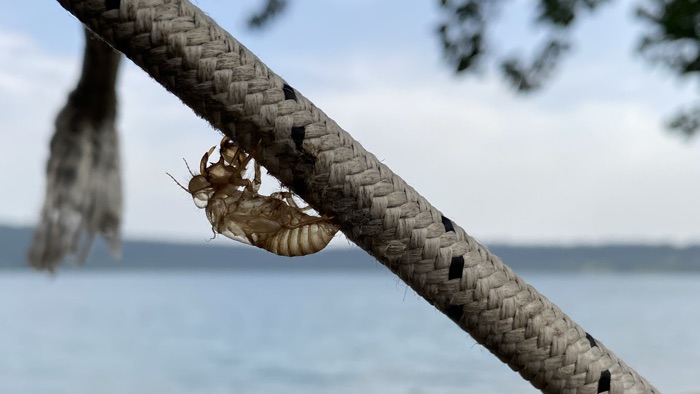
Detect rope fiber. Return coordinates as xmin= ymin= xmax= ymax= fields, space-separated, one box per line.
xmin=56 ymin=1 xmax=659 ymax=392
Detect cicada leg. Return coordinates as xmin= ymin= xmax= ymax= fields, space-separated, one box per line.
xmin=251 ymin=161 xmax=261 ymax=193
xmin=199 ymin=145 xmax=217 ymax=175
xmin=219 ymin=136 xmax=246 ymax=167
xmin=269 ymin=191 xmax=312 ymax=211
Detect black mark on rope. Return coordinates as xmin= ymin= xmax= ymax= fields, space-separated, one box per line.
xmin=105 ymin=0 xmax=120 ymax=10
xmin=291 ymin=126 xmax=305 ymax=151
xmin=597 ymin=370 xmax=611 ymax=393
xmin=283 ymin=84 xmax=297 ymax=101
xmin=446 ymin=304 xmax=463 ymax=323
xmin=441 ymin=215 xmax=455 ymax=233
xmin=448 ymin=256 xmax=465 ymax=280
xmin=585 ymin=332 xmax=598 ymax=348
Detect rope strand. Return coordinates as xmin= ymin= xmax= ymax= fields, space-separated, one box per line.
xmin=56 ymin=1 xmax=659 ymax=392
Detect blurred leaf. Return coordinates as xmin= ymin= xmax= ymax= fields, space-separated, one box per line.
xmin=667 ymin=105 xmax=700 ymax=138
xmin=436 ymin=0 xmax=605 ymax=90
xmin=501 ymin=37 xmax=571 ymax=92
xmin=248 ymin=0 xmax=288 ymax=30
xmin=536 ymin=0 xmax=609 ymax=26
xmin=636 ymin=0 xmax=700 ymax=75
xmin=636 ymin=0 xmax=700 ymax=137
xmin=436 ymin=0 xmax=501 ymax=74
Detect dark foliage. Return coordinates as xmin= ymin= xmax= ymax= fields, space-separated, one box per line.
xmin=535 ymin=0 xmax=609 ymax=26
xmin=436 ymin=0 xmax=501 ymax=73
xmin=247 ymin=0 xmax=288 ymax=29
xmin=436 ymin=0 xmax=607 ymax=92
xmin=637 ymin=0 xmax=700 ymax=136
xmin=666 ymin=105 xmax=700 ymax=138
xmin=637 ymin=0 xmax=700 ymax=75
xmin=500 ymin=37 xmax=570 ymax=92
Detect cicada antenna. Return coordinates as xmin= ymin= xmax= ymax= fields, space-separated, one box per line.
xmin=166 ymin=172 xmax=189 ymax=193
xmin=182 ymin=158 xmax=195 ymax=177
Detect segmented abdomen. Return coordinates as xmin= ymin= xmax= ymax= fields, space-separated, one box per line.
xmin=263 ymin=221 xmax=339 ymax=256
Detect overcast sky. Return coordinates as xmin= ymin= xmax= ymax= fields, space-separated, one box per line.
xmin=1 ymin=1 xmax=699 ymax=247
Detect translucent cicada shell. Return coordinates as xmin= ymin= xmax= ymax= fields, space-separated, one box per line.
xmin=171 ymin=137 xmax=339 ymax=256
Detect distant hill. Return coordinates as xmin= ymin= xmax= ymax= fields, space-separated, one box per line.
xmin=0 ymin=224 xmax=379 ymax=272
xmin=2 ymin=224 xmax=700 ymax=272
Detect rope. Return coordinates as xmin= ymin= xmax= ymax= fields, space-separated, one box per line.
xmin=56 ymin=1 xmax=659 ymax=392
xmin=29 ymin=27 xmax=122 ymax=270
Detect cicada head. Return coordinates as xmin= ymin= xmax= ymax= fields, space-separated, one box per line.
xmin=188 ymin=175 xmax=213 ymax=208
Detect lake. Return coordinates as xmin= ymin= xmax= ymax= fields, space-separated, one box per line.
xmin=0 ymin=270 xmax=698 ymax=393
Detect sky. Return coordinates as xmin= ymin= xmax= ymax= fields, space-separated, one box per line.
xmin=1 ymin=0 xmax=699 ymax=247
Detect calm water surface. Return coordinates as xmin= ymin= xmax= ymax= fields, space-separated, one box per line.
xmin=0 ymin=270 xmax=698 ymax=393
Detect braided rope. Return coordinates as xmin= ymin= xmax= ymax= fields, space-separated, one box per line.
xmin=56 ymin=1 xmax=659 ymax=392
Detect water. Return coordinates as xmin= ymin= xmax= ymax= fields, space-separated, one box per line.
xmin=0 ymin=270 xmax=698 ymax=393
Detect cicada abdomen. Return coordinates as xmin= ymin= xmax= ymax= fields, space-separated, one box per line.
xmin=263 ymin=221 xmax=339 ymax=257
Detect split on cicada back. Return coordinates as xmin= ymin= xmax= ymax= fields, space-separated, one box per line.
xmin=169 ymin=136 xmax=339 ymax=257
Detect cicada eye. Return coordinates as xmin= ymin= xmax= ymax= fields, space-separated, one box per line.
xmin=193 ymin=192 xmax=210 ymax=208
